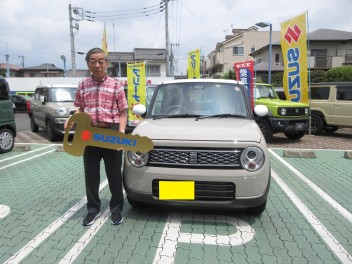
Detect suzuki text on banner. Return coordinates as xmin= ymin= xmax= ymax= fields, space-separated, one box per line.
xmin=280 ymin=12 xmax=309 ymax=104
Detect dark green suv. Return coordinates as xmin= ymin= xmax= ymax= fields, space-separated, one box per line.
xmin=0 ymin=76 xmax=16 ymax=153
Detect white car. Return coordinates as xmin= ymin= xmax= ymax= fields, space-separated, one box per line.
xmin=123 ymin=79 xmax=271 ymax=214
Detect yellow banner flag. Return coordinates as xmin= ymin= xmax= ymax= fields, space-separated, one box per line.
xmin=127 ymin=62 xmax=146 ymax=123
xmin=188 ymin=49 xmax=200 ymax=79
xmin=102 ymin=23 xmax=108 ymax=57
xmin=280 ymin=12 xmax=308 ymax=104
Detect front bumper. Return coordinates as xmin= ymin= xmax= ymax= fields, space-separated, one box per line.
xmin=123 ymin=163 xmax=271 ymax=210
xmin=269 ymin=117 xmax=309 ymax=132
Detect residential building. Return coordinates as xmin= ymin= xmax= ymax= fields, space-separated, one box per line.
xmin=206 ymin=26 xmax=281 ymax=79
xmin=21 ymin=63 xmax=64 ymax=77
xmin=207 ymin=28 xmax=352 ymax=83
xmin=107 ymin=48 xmax=167 ymax=77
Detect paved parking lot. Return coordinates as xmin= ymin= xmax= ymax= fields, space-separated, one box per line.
xmin=0 ymin=130 xmax=351 ymax=264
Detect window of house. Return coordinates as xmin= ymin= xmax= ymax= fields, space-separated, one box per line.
xmin=275 ymin=54 xmax=280 ymax=63
xmin=233 ymin=47 xmax=244 ymax=56
xmin=147 ymin=65 xmax=161 ymax=77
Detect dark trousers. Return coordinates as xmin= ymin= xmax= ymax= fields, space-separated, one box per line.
xmin=83 ymin=145 xmax=124 ymax=214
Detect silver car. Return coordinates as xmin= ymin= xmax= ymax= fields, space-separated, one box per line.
xmin=123 ymin=79 xmax=270 ymax=214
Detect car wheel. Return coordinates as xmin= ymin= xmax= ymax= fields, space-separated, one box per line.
xmin=324 ymin=126 xmax=338 ymax=133
xmin=284 ymin=131 xmax=305 ymax=140
xmin=0 ymin=128 xmax=15 ymax=154
xmin=46 ymin=121 xmax=58 ymax=141
xmin=256 ymin=119 xmax=273 ymax=142
xmin=249 ymin=199 xmax=267 ymax=215
xmin=127 ymin=196 xmax=143 ymax=209
xmin=30 ymin=116 xmax=39 ymax=132
xmin=310 ymin=115 xmax=324 ymax=135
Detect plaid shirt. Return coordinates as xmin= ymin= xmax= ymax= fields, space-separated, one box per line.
xmin=74 ymin=76 xmax=128 ymax=125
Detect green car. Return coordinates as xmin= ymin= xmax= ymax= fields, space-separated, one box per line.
xmin=254 ymin=83 xmax=309 ymax=141
xmin=0 ymin=76 xmax=16 ymax=153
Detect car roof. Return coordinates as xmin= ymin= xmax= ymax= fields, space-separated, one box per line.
xmin=35 ymin=84 xmax=78 ymax=88
xmin=160 ymin=79 xmax=244 ymax=85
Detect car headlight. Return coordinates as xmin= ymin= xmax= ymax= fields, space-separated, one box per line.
xmin=305 ymin=108 xmax=309 ymax=115
xmin=279 ymin=107 xmax=287 ymax=116
xmin=240 ymin=147 xmax=265 ymax=172
xmin=55 ymin=107 xmax=68 ymax=116
xmin=127 ymin=151 xmax=149 ymax=168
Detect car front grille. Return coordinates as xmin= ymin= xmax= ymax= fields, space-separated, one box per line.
xmin=278 ymin=107 xmax=307 ymax=116
xmin=148 ymin=148 xmax=242 ymax=169
xmin=152 ymin=180 xmax=235 ymax=200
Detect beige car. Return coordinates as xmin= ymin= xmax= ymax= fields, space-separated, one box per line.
xmin=123 ymin=79 xmax=271 ymax=214
xmin=310 ymin=82 xmax=352 ymax=134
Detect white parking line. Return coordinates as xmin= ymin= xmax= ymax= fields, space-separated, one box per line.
xmin=0 ymin=149 xmax=57 ymax=171
xmin=59 ymin=191 xmax=127 ymax=264
xmin=3 ymin=179 xmax=108 ymax=264
xmin=272 ymin=170 xmax=352 ymax=264
xmin=269 ymin=149 xmax=352 ymax=223
xmin=0 ymin=145 xmax=54 ymax=163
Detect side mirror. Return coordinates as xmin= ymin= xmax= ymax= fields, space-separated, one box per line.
xmin=254 ymin=105 xmax=268 ymax=117
xmin=132 ymin=104 xmax=146 ymax=116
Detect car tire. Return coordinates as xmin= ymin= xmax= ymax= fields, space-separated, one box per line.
xmin=256 ymin=119 xmax=273 ymax=142
xmin=284 ymin=131 xmax=305 ymax=140
xmin=127 ymin=196 xmax=143 ymax=209
xmin=324 ymin=126 xmax=338 ymax=133
xmin=0 ymin=128 xmax=15 ymax=154
xmin=30 ymin=116 xmax=39 ymax=132
xmin=249 ymin=199 xmax=267 ymax=215
xmin=46 ymin=121 xmax=58 ymax=141
xmin=310 ymin=115 xmax=324 ymax=135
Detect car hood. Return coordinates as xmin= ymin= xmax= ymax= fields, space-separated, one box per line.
xmin=132 ymin=118 xmax=262 ymax=142
xmin=255 ymin=98 xmax=308 ymax=107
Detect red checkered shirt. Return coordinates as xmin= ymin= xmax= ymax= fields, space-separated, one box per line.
xmin=74 ymin=76 xmax=128 ymax=125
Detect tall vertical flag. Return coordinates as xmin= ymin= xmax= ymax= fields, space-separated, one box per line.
xmin=102 ymin=22 xmax=108 ymax=57
xmin=234 ymin=61 xmax=255 ymax=109
xmin=187 ymin=49 xmax=200 ymax=79
xmin=280 ymin=12 xmax=309 ymax=104
xmin=127 ymin=62 xmax=147 ymax=125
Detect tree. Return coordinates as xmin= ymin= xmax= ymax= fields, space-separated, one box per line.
xmin=271 ymin=72 xmax=284 ymax=87
xmin=221 ymin=69 xmax=236 ymax=80
xmin=323 ymin=66 xmax=352 ymax=82
xmin=0 ymin=68 xmax=6 ymax=77
xmin=310 ymin=70 xmax=326 ymax=83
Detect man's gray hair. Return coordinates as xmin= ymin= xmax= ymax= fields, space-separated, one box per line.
xmin=85 ymin=48 xmax=107 ymax=63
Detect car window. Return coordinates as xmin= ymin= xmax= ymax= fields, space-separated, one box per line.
xmin=150 ymin=83 xmax=247 ymax=116
xmin=311 ymin=86 xmax=329 ymax=100
xmin=0 ymin=79 xmax=10 ymax=100
xmin=254 ymin=84 xmax=278 ymax=99
xmin=50 ymin=87 xmax=77 ymax=102
xmin=336 ymin=86 xmax=352 ymax=101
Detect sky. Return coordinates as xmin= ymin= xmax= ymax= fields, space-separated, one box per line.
xmin=1 ymin=0 xmax=352 ymax=76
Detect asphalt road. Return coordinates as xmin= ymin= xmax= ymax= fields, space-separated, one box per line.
xmin=14 ymin=112 xmax=30 ymax=132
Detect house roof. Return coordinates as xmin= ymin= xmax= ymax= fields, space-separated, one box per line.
xmin=22 ymin=63 xmax=63 ymax=71
xmin=309 ymin=29 xmax=352 ymax=41
xmin=108 ymin=48 xmax=166 ymax=62
xmin=0 ymin=63 xmax=22 ymax=71
xmin=249 ymin=28 xmax=352 ymax=57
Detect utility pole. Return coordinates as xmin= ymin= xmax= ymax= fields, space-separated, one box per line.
xmin=5 ymin=43 xmax=10 ymax=77
xmin=68 ymin=4 xmax=81 ymax=77
xmin=18 ymin=55 xmax=25 ymax=68
xmin=164 ymin=0 xmax=170 ymax=77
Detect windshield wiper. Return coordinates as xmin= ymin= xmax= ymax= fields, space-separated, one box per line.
xmin=196 ymin=114 xmax=245 ymax=120
xmin=153 ymin=114 xmax=201 ymax=120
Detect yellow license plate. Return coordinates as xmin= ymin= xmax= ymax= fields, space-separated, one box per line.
xmin=159 ymin=181 xmax=195 ymax=200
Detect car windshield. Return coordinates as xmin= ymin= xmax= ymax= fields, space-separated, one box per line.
xmin=150 ymin=82 xmax=248 ymax=118
xmin=50 ymin=87 xmax=77 ymax=102
xmin=254 ymin=84 xmax=279 ymax=99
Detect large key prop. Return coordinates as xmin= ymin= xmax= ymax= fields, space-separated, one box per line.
xmin=63 ymin=113 xmax=153 ymax=156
